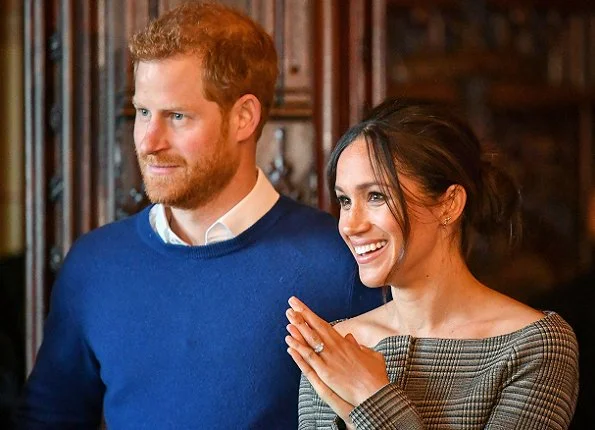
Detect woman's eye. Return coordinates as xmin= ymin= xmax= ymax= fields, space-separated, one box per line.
xmin=137 ymin=108 xmax=149 ymax=117
xmin=172 ymin=113 xmax=185 ymax=120
xmin=369 ymin=192 xmax=385 ymax=202
xmin=336 ymin=195 xmax=352 ymax=209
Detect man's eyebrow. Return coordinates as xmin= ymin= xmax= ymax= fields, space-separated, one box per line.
xmin=129 ymin=101 xmax=189 ymax=112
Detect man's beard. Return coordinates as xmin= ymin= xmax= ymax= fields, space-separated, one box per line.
xmin=138 ymin=139 xmax=240 ymax=210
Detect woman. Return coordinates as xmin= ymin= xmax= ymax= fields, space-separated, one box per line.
xmin=285 ymin=100 xmax=579 ymax=429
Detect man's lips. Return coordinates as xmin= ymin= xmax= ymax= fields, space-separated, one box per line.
xmin=145 ymin=164 xmax=180 ymax=174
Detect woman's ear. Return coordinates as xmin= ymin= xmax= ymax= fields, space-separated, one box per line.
xmin=229 ymin=94 xmax=261 ymax=143
xmin=439 ymin=184 xmax=466 ymax=227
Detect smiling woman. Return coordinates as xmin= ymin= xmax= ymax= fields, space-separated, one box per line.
xmin=285 ymin=99 xmax=579 ymax=430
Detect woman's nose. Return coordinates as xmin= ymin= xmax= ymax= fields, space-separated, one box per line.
xmin=340 ymin=205 xmax=371 ymax=236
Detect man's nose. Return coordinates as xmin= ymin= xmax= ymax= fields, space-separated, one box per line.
xmin=135 ymin=118 xmax=169 ymax=154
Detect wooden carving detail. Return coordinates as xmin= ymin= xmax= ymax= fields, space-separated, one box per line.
xmin=220 ymin=0 xmax=317 ymax=203
xmin=100 ymin=1 xmax=150 ymax=222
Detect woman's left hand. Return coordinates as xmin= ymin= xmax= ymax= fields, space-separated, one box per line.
xmin=285 ymin=296 xmax=390 ymax=412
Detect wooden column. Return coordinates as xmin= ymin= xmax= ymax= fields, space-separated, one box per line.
xmin=371 ymin=0 xmax=386 ymax=107
xmin=24 ymin=0 xmax=49 ymax=373
xmin=313 ymin=0 xmax=344 ymax=211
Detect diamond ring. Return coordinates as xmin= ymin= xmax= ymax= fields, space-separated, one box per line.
xmin=313 ymin=342 xmax=325 ymax=354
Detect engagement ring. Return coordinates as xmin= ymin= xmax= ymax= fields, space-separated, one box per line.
xmin=313 ymin=342 xmax=325 ymax=354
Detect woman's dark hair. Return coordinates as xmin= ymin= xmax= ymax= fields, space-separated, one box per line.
xmin=327 ymin=99 xmax=521 ymax=261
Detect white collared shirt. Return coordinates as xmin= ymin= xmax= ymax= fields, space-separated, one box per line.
xmin=149 ymin=168 xmax=280 ymax=246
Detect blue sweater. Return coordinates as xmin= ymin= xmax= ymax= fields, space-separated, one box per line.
xmin=17 ymin=197 xmax=379 ymax=429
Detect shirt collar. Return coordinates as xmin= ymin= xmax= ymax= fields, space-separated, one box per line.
xmin=210 ymin=167 xmax=279 ymax=239
xmin=150 ymin=167 xmax=279 ymax=246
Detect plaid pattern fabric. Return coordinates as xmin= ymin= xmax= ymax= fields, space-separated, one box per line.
xmin=298 ymin=312 xmax=579 ymax=429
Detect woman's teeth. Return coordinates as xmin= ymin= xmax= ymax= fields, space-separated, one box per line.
xmin=354 ymin=240 xmax=387 ymax=255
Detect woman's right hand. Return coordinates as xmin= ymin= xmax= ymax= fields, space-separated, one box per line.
xmin=285 ymin=296 xmax=390 ymax=422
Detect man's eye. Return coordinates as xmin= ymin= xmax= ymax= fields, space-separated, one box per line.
xmin=172 ymin=113 xmax=185 ymax=120
xmin=137 ymin=108 xmax=149 ymax=117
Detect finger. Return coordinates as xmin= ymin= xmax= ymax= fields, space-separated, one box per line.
xmin=287 ymin=347 xmax=354 ymax=421
xmin=286 ymin=323 xmax=308 ymax=344
xmin=286 ymin=309 xmax=324 ymax=350
xmin=285 ymin=334 xmax=323 ymax=367
xmin=288 ymin=297 xmax=331 ymax=334
xmin=344 ymin=333 xmax=361 ymax=348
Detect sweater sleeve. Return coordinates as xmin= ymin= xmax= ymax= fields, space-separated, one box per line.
xmin=483 ymin=320 xmax=579 ymax=430
xmin=15 ymin=258 xmax=104 ymax=429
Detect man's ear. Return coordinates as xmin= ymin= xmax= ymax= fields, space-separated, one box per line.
xmin=439 ymin=184 xmax=466 ymax=227
xmin=229 ymin=94 xmax=261 ymax=143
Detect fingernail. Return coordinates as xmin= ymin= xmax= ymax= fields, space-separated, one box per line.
xmin=288 ymin=296 xmax=303 ymax=311
xmin=286 ymin=308 xmax=296 ymax=318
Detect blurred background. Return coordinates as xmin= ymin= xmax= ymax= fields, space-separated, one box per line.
xmin=0 ymin=0 xmax=593 ymax=428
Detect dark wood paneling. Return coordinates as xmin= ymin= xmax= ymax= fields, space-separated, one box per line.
xmin=348 ymin=0 xmax=370 ymax=125
xmin=313 ymin=0 xmax=343 ymax=211
xmin=371 ymin=0 xmax=386 ymax=107
xmin=579 ymin=103 xmax=593 ymax=268
xmin=381 ymin=0 xmax=595 ymax=296
xmin=59 ymin=0 xmax=74 ymax=257
xmin=24 ymin=0 xmax=50 ymax=372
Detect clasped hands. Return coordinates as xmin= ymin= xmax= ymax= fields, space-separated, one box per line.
xmin=285 ymin=296 xmax=390 ymax=427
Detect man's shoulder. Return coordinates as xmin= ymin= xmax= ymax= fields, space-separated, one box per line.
xmin=275 ymin=196 xmax=337 ymax=230
xmin=271 ymin=197 xmax=346 ymax=247
xmin=67 ymin=207 xmax=148 ymax=258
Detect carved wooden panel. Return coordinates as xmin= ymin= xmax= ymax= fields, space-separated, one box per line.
xmin=218 ymin=0 xmax=317 ymax=203
xmin=100 ymin=1 xmax=151 ymax=223
xmin=313 ymin=0 xmax=345 ymax=211
xmin=258 ymin=120 xmax=317 ymax=206
xmin=24 ymin=0 xmax=156 ymax=371
xmin=24 ymin=0 xmax=49 ymax=373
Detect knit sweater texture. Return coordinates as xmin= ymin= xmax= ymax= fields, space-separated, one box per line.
xmin=17 ymin=197 xmax=379 ymax=429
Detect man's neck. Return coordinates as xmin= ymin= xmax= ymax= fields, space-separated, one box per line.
xmin=167 ymin=168 xmax=258 ymax=246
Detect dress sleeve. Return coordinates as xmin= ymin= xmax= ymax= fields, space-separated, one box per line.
xmin=297 ymin=374 xmax=320 ymax=429
xmin=15 ymin=257 xmax=104 ymax=429
xmin=483 ymin=319 xmax=579 ymax=430
xmin=348 ymin=383 xmax=425 ymax=429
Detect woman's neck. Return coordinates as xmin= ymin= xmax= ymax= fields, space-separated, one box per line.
xmin=387 ymin=256 xmax=486 ymax=338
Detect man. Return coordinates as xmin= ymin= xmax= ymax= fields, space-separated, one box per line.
xmin=16 ymin=2 xmax=378 ymax=429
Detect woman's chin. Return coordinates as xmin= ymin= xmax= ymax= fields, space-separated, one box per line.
xmin=359 ymin=276 xmax=386 ymax=289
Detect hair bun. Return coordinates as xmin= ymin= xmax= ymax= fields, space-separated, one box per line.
xmin=473 ymin=158 xmax=522 ymax=244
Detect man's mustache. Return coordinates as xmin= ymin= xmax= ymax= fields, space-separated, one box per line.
xmin=139 ymin=153 xmax=186 ymax=166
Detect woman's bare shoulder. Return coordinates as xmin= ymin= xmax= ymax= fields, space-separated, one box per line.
xmin=475 ymin=289 xmax=546 ymax=337
xmin=334 ymin=303 xmax=396 ymax=347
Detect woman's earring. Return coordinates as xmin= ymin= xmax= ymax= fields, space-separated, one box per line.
xmin=441 ymin=216 xmax=452 ymax=227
